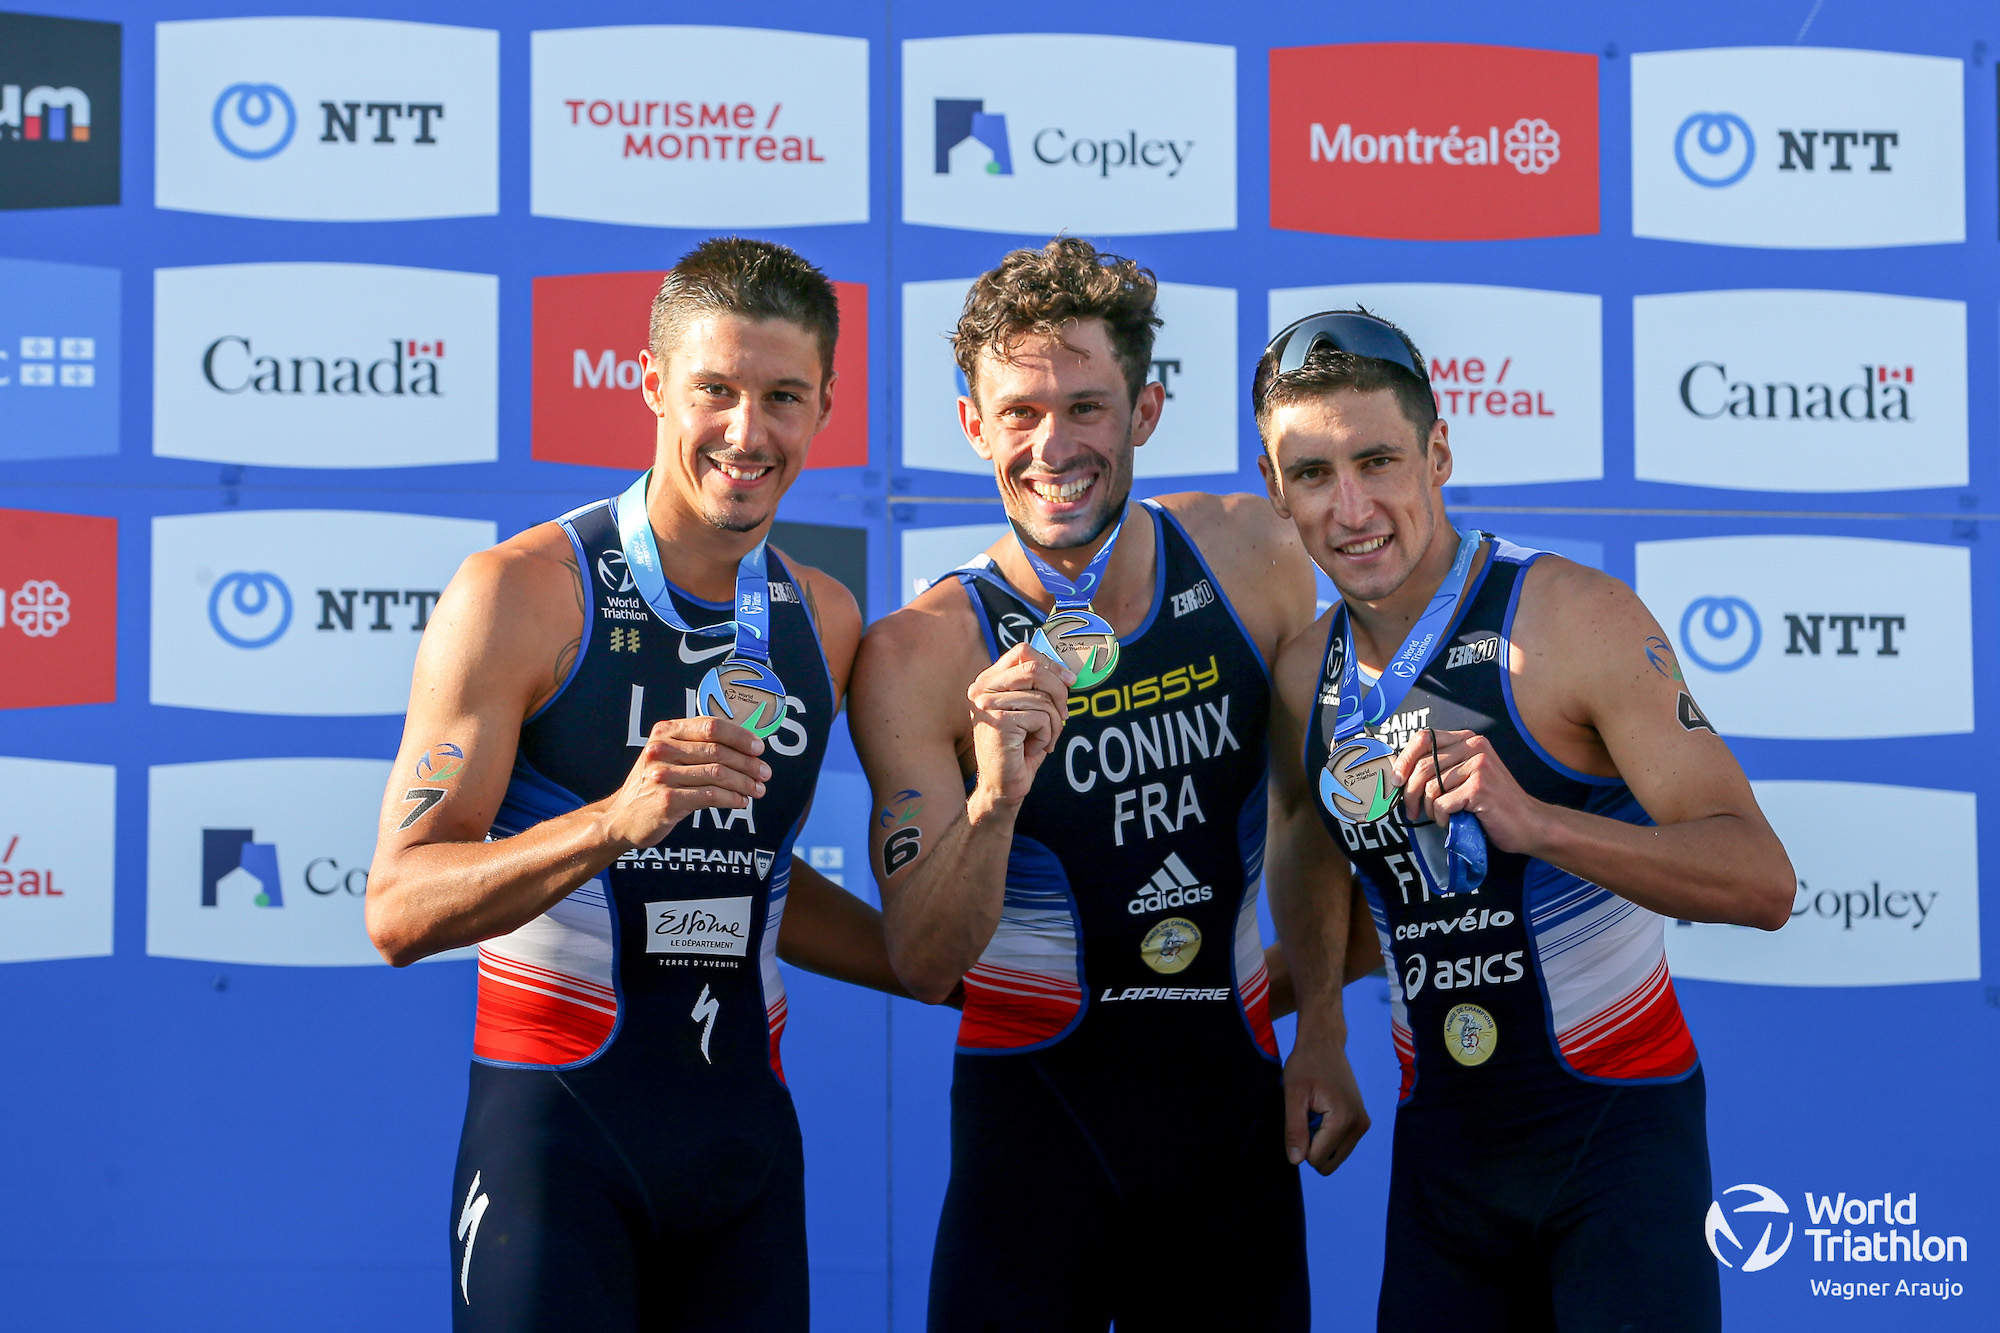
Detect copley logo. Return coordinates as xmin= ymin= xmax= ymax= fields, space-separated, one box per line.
xmin=903 ymin=278 xmax=1237 ymax=477
xmin=0 ymin=757 xmax=115 ymax=963
xmin=531 ymin=27 xmax=867 ymax=229
xmin=531 ymin=269 xmax=867 ymax=470
xmin=153 ymin=509 xmax=493 ymax=715
xmin=935 ymin=99 xmax=1011 ymax=174
xmin=903 ymin=35 xmax=1234 ymax=235
xmin=1270 ymin=43 xmax=1597 ymax=241
xmin=1667 ymin=781 xmax=1980 ymax=987
xmin=154 ymin=263 xmax=497 ymax=469
xmin=0 ymin=508 xmax=117 ymax=710
xmin=1633 ymin=291 xmax=1965 ymax=493
xmin=1705 ymin=1182 xmax=1969 ymax=1282
xmin=156 ymin=18 xmax=497 ymax=221
xmin=150 ymin=758 xmax=426 ymax=966
xmin=1631 ymin=49 xmax=1962 ymax=248
xmin=1635 ymin=537 xmax=1969 ymax=741
xmin=1270 ymin=283 xmax=1603 ymax=486
xmin=0 ymin=13 xmax=120 ymax=211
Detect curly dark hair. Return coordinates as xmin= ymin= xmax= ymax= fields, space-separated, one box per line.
xmin=951 ymin=237 xmax=1162 ymax=405
xmin=649 ymin=237 xmax=839 ymax=380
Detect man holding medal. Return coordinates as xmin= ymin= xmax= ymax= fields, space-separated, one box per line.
xmin=1258 ymin=310 xmax=1795 ymax=1332
xmin=366 ymin=238 xmax=909 ymax=1332
xmin=850 ymin=238 xmax=1367 ymax=1330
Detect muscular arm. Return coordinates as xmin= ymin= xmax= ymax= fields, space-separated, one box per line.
xmin=366 ymin=534 xmax=771 ymax=966
xmin=1399 ymin=559 xmax=1793 ymax=931
xmin=776 ymin=858 xmax=916 ymax=999
xmin=850 ymin=597 xmax=1072 ymax=1005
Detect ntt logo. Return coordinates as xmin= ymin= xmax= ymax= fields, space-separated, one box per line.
xmin=1674 ymin=112 xmax=1754 ymax=187
xmin=1679 ymin=596 xmax=1760 ymax=672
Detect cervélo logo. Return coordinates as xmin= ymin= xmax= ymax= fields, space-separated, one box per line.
xmin=0 ymin=256 xmax=118 ymax=462
xmin=153 ymin=263 xmax=498 ymax=469
xmin=0 ymin=11 xmax=120 ymax=210
xmin=1270 ymin=42 xmax=1597 ymax=240
xmin=530 ymin=269 xmax=868 ymax=471
xmin=1634 ymin=535 xmax=1969 ymax=741
xmin=155 ymin=17 xmax=497 ymax=221
xmin=531 ymin=25 xmax=867 ymax=228
xmin=1668 ymin=781 xmax=1980 ymax=988
xmin=902 ymin=35 xmax=1235 ymax=235
xmin=900 ymin=277 xmax=1237 ymax=477
xmin=1633 ymin=290 xmax=1966 ymax=493
xmin=0 ymin=756 xmax=115 ymax=964
xmin=1631 ymin=48 xmax=1963 ymax=248
xmin=0 ymin=507 xmax=116 ymax=711
xmin=151 ymin=509 xmax=495 ymax=716
xmin=148 ymin=758 xmax=461 ymax=967
xmin=1269 ymin=282 xmax=1602 ymax=486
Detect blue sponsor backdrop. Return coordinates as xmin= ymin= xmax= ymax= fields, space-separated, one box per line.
xmin=0 ymin=1 xmax=1993 ymax=1330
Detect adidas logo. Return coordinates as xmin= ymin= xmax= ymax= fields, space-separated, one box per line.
xmin=1125 ymin=852 xmax=1214 ymax=916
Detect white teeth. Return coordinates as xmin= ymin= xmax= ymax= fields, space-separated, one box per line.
xmin=1028 ymin=477 xmax=1091 ymax=501
xmin=1340 ymin=535 xmax=1391 ymax=555
xmin=714 ymin=461 xmax=770 ymax=481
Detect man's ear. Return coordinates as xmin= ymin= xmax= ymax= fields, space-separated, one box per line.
xmin=1428 ymin=418 xmax=1453 ymax=487
xmin=1257 ymin=449 xmax=1294 ymax=520
xmin=1127 ymin=379 xmax=1167 ymax=449
xmin=814 ymin=370 xmax=838 ymax=437
xmin=639 ymin=348 xmax=668 ymax=419
xmin=958 ymin=395 xmax=995 ymax=462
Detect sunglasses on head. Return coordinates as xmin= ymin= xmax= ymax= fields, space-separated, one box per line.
xmin=1264 ymin=311 xmax=1428 ymax=385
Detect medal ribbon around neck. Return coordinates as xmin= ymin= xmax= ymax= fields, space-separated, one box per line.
xmin=615 ymin=471 xmax=788 ymax=738
xmin=1014 ymin=506 xmax=1126 ymax=690
xmin=1318 ymin=529 xmax=1488 ymax=895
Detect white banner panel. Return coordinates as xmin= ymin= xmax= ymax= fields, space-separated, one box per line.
xmin=0 ymin=757 xmax=115 ymax=963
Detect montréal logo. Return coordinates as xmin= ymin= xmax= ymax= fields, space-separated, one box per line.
xmin=7 ymin=579 xmax=70 ymax=638
xmin=213 ymin=82 xmax=445 ymax=160
xmin=562 ymin=97 xmax=825 ymax=164
xmin=1310 ymin=118 xmax=1560 ymax=174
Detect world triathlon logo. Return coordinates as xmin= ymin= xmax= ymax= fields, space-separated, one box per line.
xmin=1675 ymin=112 xmax=1755 ymax=187
xmin=1706 ymin=1183 xmax=1793 ymax=1271
xmin=934 ymin=99 xmax=1012 ymax=175
xmin=213 ymin=82 xmax=296 ymax=160
xmin=1679 ymin=595 xmax=1761 ymax=672
xmin=209 ymin=571 xmax=293 ymax=648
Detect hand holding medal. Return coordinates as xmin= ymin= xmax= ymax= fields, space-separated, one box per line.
xmin=1015 ymin=506 xmax=1126 ymax=691
xmin=616 ymin=471 xmax=790 ymax=739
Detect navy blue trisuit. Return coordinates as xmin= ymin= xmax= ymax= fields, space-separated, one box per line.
xmin=1306 ymin=536 xmax=1720 ymax=1333
xmin=930 ymin=502 xmax=1310 ymax=1332
xmin=447 ymin=494 xmax=833 ymax=1331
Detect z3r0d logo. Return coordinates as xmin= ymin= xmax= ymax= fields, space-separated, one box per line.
xmin=1707 ymin=1184 xmax=1793 ymax=1272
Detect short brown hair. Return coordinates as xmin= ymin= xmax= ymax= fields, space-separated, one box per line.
xmin=649 ymin=237 xmax=839 ymax=380
xmin=1252 ymin=308 xmax=1437 ymax=447
xmin=952 ymin=237 xmax=1162 ymax=404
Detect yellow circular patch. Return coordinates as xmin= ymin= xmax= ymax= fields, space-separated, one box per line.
xmin=1443 ymin=1003 xmax=1498 ymax=1067
xmin=1140 ymin=917 xmax=1202 ymax=975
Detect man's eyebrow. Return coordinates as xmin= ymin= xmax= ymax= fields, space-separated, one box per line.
xmin=687 ymin=367 xmax=815 ymax=392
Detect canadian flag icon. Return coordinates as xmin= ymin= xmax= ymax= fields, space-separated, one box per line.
xmin=407 ymin=340 xmax=446 ymax=358
xmin=1875 ymin=366 xmax=1913 ymax=384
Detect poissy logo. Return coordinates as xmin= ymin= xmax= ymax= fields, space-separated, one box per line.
xmin=934 ymin=99 xmax=1011 ymax=174
xmin=202 ymin=827 xmax=283 ymax=907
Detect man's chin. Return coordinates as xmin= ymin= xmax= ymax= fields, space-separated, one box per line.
xmin=1004 ymin=492 xmax=1126 ymax=552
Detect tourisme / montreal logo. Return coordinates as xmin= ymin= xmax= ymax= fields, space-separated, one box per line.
xmin=1679 ymin=595 xmax=1760 ymax=672
xmin=1676 ymin=112 xmax=1755 ymax=187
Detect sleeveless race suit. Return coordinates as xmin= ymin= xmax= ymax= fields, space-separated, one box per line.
xmin=931 ymin=501 xmax=1309 ymax=1332
xmin=1305 ymin=537 xmax=1719 ymax=1332
xmin=448 ymin=496 xmax=833 ymax=1332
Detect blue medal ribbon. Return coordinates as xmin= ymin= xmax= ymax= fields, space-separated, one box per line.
xmin=615 ymin=471 xmax=787 ymax=738
xmin=1319 ymin=530 xmax=1487 ymax=895
xmin=1013 ymin=507 xmax=1126 ymax=690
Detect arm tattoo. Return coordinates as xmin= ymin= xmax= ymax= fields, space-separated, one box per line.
xmin=400 ymin=742 xmax=467 ymax=829
xmin=564 ymin=554 xmax=586 ymax=615
xmin=1644 ymin=636 xmax=1684 ymax=682
xmin=801 ymin=575 xmax=821 ymax=629
xmin=879 ymin=789 xmax=923 ymax=876
xmin=552 ymin=637 xmax=581 ymax=693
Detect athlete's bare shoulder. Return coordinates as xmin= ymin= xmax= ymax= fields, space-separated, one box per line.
xmin=1155 ymin=490 xmax=1315 ymax=659
xmin=1513 ymin=554 xmax=1651 ymax=670
xmin=420 ymin=519 xmax=587 ymax=718
xmin=851 ymin=575 xmax=992 ymax=747
xmin=768 ymin=548 xmax=863 ymax=701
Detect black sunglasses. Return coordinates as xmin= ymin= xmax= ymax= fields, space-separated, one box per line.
xmin=1264 ymin=311 xmax=1428 ymax=385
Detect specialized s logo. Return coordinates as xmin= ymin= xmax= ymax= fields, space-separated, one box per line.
xmin=691 ymin=984 xmax=720 ymax=1063
xmin=880 ymin=790 xmax=923 ymax=876
xmin=457 ymin=1172 xmax=489 ymax=1303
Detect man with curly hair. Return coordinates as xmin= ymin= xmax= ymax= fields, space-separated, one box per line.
xmin=850 ymin=238 xmax=1368 ymax=1329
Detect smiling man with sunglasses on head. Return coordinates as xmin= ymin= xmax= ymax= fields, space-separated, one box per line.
xmin=1258 ymin=308 xmax=1795 ymax=1332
